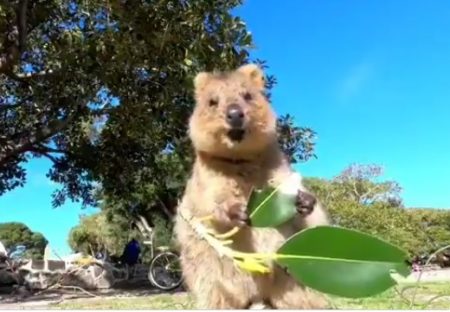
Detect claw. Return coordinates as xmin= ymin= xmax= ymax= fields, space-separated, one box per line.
xmin=296 ymin=191 xmax=316 ymax=216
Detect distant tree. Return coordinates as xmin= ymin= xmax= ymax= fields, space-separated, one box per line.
xmin=325 ymin=200 xmax=430 ymax=257
xmin=69 ymin=209 xmax=173 ymax=263
xmin=304 ymin=163 xmax=402 ymax=207
xmin=335 ymin=163 xmax=403 ymax=206
xmin=407 ymin=208 xmax=450 ymax=253
xmin=303 ymin=163 xmax=445 ymax=257
xmin=0 ymin=222 xmax=48 ymax=259
xmin=68 ymin=212 xmax=129 ymax=257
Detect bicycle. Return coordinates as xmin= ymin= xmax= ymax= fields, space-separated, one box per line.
xmin=136 ymin=215 xmax=183 ymax=291
xmin=147 ymin=245 xmax=183 ymax=291
xmin=102 ymin=213 xmax=183 ymax=291
xmin=93 ymin=241 xmax=182 ymax=291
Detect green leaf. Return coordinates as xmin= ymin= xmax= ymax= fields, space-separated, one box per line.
xmin=275 ymin=226 xmax=411 ymax=298
xmin=241 ymin=32 xmax=253 ymax=47
xmin=247 ymin=187 xmax=296 ymax=228
xmin=184 ymin=58 xmax=193 ymax=66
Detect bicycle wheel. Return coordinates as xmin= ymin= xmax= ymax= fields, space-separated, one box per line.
xmin=148 ymin=251 xmax=183 ymax=291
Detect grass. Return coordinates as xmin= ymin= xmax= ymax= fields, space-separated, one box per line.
xmin=54 ymin=293 xmax=195 ymax=310
xmin=53 ymin=282 xmax=450 ymax=310
xmin=331 ymin=282 xmax=450 ymax=309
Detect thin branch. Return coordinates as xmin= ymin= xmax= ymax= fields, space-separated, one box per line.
xmin=52 ymin=284 xmax=98 ymax=298
xmin=17 ymin=0 xmax=28 ymax=51
xmin=16 ymin=69 xmax=54 ymax=79
xmin=37 ymin=144 xmax=66 ymax=154
xmin=25 ymin=144 xmax=64 ymax=164
xmin=38 ymin=150 xmax=60 ymax=164
xmin=157 ymin=196 xmax=174 ymax=220
xmin=0 ymin=112 xmax=79 ymax=167
xmin=0 ymin=95 xmax=32 ymax=112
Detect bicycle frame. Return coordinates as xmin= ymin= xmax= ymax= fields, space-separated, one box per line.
xmin=135 ymin=214 xmax=156 ymax=260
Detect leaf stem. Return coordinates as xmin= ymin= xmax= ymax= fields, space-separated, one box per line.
xmin=274 ymin=254 xmax=411 ymax=266
xmin=178 ymin=208 xmax=275 ymax=272
xmin=249 ymin=185 xmax=282 ymax=219
xmin=214 ymin=226 xmax=240 ymax=239
xmin=248 ymin=172 xmax=301 ymax=219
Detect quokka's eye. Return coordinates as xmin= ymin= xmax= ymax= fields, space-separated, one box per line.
xmin=209 ymin=98 xmax=218 ymax=107
xmin=243 ymin=92 xmax=253 ymax=102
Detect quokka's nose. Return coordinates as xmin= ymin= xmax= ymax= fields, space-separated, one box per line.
xmin=226 ymin=104 xmax=244 ymax=128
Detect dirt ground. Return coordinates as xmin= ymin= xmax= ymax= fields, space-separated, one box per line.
xmin=0 ymin=284 xmax=184 ymax=309
xmin=406 ymin=267 xmax=450 ymax=283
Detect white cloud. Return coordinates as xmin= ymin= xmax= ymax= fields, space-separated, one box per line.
xmin=336 ymin=60 xmax=375 ymax=104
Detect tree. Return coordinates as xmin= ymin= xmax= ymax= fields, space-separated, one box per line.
xmin=334 ymin=163 xmax=403 ymax=206
xmin=304 ymin=164 xmax=450 ymax=257
xmin=0 ymin=1 xmax=316 ymax=222
xmin=68 ymin=212 xmax=125 ymax=256
xmin=69 ymin=210 xmax=173 ymax=263
xmin=407 ymin=208 xmax=450 ymax=253
xmin=304 ymin=163 xmax=402 ymax=208
xmin=325 ymin=201 xmax=431 ymax=257
xmin=0 ymin=222 xmax=48 ymax=259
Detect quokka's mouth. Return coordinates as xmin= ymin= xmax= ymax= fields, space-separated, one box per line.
xmin=227 ymin=129 xmax=245 ymax=142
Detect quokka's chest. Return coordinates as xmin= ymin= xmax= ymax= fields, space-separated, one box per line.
xmin=209 ymin=170 xmax=270 ymax=200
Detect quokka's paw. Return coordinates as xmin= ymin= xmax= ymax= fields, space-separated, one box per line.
xmin=216 ymin=201 xmax=250 ymax=228
xmin=295 ymin=190 xmax=317 ymax=216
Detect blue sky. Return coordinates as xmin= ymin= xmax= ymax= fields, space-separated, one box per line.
xmin=1 ymin=0 xmax=450 ymax=255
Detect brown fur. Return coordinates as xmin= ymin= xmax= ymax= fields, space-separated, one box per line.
xmin=174 ymin=64 xmax=330 ymax=309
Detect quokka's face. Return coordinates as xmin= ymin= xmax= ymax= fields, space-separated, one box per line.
xmin=189 ymin=64 xmax=278 ymax=157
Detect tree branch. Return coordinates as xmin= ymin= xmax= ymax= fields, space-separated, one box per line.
xmin=38 ymin=145 xmax=66 ymax=154
xmin=38 ymin=150 xmax=60 ymax=164
xmin=15 ymin=69 xmax=54 ymax=79
xmin=28 ymin=144 xmax=67 ymax=164
xmin=0 ymin=95 xmax=32 ymax=112
xmin=0 ymin=112 xmax=78 ymax=167
xmin=157 ymin=196 xmax=174 ymax=220
xmin=17 ymin=0 xmax=28 ymax=51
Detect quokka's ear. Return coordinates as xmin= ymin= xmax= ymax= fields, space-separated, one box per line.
xmin=237 ymin=63 xmax=265 ymax=90
xmin=193 ymin=72 xmax=211 ymax=91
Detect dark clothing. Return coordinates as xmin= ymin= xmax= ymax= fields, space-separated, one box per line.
xmin=121 ymin=239 xmax=141 ymax=266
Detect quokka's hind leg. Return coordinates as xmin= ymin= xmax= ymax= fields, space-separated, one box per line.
xmin=182 ymin=251 xmax=253 ymax=309
xmin=194 ymin=282 xmax=251 ymax=309
xmin=267 ymin=266 xmax=329 ymax=309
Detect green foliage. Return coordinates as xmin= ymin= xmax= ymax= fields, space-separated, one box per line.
xmin=327 ymin=201 xmax=429 ymax=257
xmin=0 ymin=222 xmax=48 ymax=259
xmin=304 ymin=163 xmax=402 ymax=207
xmin=69 ymin=208 xmax=175 ymax=264
xmin=68 ymin=212 xmax=134 ymax=256
xmin=407 ymin=208 xmax=450 ymax=253
xmin=277 ymin=114 xmax=317 ymax=164
xmin=276 ymin=226 xmax=410 ymax=298
xmin=151 ymin=213 xmax=173 ymax=248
